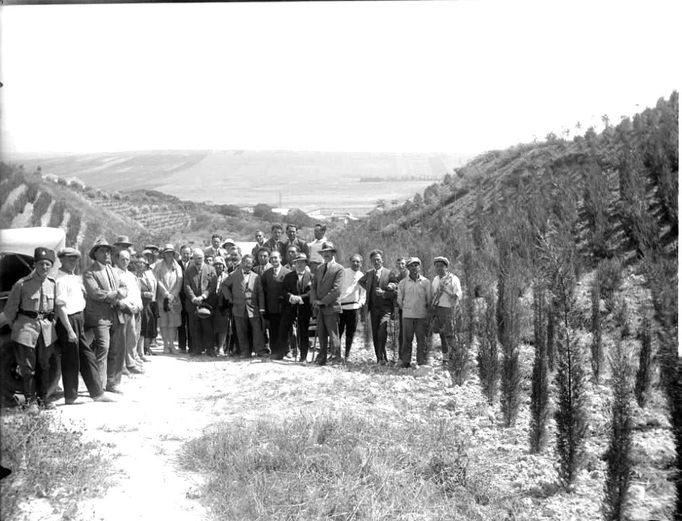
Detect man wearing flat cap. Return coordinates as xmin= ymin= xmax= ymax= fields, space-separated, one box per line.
xmin=431 ymin=256 xmax=462 ymax=365
xmin=55 ymin=247 xmax=115 ymax=404
xmin=358 ymin=249 xmax=398 ymax=365
xmin=396 ymin=257 xmax=433 ymax=368
xmin=310 ymin=242 xmax=344 ymax=365
xmin=82 ymin=238 xmax=128 ymax=392
xmin=3 ymin=247 xmax=60 ymax=409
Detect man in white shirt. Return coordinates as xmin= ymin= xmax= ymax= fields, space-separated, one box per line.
xmin=55 ymin=248 xmax=115 ymax=404
xmin=396 ymin=257 xmax=432 ymax=368
xmin=114 ymin=249 xmax=145 ymax=376
xmin=307 ymin=223 xmax=328 ymax=272
xmin=431 ymin=256 xmax=462 ymax=364
xmin=338 ymin=254 xmax=366 ymax=360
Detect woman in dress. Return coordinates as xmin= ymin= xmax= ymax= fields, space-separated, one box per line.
xmin=135 ymin=251 xmax=158 ymax=359
xmin=153 ymin=244 xmax=183 ymax=354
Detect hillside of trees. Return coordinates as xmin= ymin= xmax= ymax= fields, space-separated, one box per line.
xmin=335 ymin=92 xmax=679 ymax=519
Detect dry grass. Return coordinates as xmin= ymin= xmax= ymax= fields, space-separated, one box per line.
xmin=0 ymin=410 xmax=112 ymax=521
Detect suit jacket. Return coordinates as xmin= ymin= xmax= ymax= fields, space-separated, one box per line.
xmin=359 ymin=267 xmax=397 ymax=314
xmin=183 ymin=263 xmax=217 ymax=313
xmin=261 ymin=265 xmax=291 ymax=314
xmin=221 ymin=269 xmax=265 ymax=318
xmin=264 ymin=238 xmax=287 ymax=259
xmin=282 ymin=269 xmax=313 ymax=307
xmin=283 ymin=238 xmax=310 ymax=258
xmin=311 ymin=260 xmax=343 ymax=315
xmin=83 ymin=261 xmax=127 ymax=326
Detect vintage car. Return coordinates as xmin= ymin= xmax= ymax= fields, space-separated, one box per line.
xmin=0 ymin=227 xmax=65 ymax=406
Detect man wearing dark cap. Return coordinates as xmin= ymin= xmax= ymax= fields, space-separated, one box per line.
xmin=358 ymin=249 xmax=398 ymax=365
xmin=55 ymin=248 xmax=115 ymax=404
xmin=310 ymin=242 xmax=344 ymax=365
xmin=82 ymin=238 xmax=128 ymax=392
xmin=431 ymin=256 xmax=462 ymax=364
xmin=3 ymin=247 xmax=59 ymax=409
xmin=397 ymin=257 xmax=433 ymax=368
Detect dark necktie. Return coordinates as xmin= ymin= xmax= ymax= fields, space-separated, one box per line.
xmin=39 ymin=283 xmax=45 ymax=313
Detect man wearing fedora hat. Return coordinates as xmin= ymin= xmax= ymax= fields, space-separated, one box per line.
xmin=83 ymin=238 xmax=128 ymax=392
xmin=55 ymin=247 xmax=115 ymax=404
xmin=431 ymin=256 xmax=462 ymax=365
xmin=358 ymin=249 xmax=398 ymax=365
xmin=277 ymin=252 xmax=313 ymax=361
xmin=310 ymin=242 xmax=344 ymax=365
xmin=3 ymin=247 xmax=60 ymax=409
xmin=114 ymin=235 xmax=133 ymax=252
xmin=397 ymin=257 xmax=433 ymax=368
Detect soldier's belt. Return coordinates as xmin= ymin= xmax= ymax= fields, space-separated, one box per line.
xmin=18 ymin=309 xmax=55 ymax=321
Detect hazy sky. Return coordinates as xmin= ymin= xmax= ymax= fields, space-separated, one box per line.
xmin=1 ymin=0 xmax=680 ymax=156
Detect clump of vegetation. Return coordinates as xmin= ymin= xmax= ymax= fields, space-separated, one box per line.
xmin=0 ymin=411 xmax=112 ymax=520
xmin=634 ymin=314 xmax=654 ymax=409
xmin=530 ymin=282 xmax=550 ymax=453
xmin=477 ymin=292 xmax=499 ymax=405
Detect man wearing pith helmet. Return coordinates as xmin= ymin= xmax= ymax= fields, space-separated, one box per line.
xmin=431 ymin=256 xmax=462 ymax=365
xmin=3 ymin=247 xmax=59 ymax=410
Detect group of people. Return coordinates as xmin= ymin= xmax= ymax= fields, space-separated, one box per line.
xmin=2 ymin=221 xmax=462 ymax=411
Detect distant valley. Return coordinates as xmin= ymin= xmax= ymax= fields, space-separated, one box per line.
xmin=13 ymin=150 xmax=473 ymax=216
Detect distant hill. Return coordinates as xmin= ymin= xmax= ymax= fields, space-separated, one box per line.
xmin=12 ymin=150 xmax=473 ymax=216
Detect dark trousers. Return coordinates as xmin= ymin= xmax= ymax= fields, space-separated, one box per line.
xmin=178 ymin=308 xmax=191 ymax=351
xmin=57 ymin=312 xmax=103 ymax=401
xmin=433 ymin=306 xmax=455 ymax=355
xmin=188 ymin=312 xmax=215 ymax=355
xmin=234 ymin=314 xmax=267 ymax=357
xmin=369 ymin=308 xmax=391 ymax=362
xmin=13 ymin=336 xmax=56 ymax=402
xmin=316 ymin=311 xmax=340 ymax=363
xmin=279 ymin=305 xmax=311 ymax=361
xmin=338 ymin=308 xmax=359 ymax=357
xmin=400 ymin=317 xmax=428 ymax=366
xmin=266 ymin=313 xmax=283 ymax=357
xmin=105 ymin=320 xmax=126 ymax=390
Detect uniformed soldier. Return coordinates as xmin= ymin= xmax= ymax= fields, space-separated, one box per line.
xmin=3 ymin=247 xmax=59 ymax=410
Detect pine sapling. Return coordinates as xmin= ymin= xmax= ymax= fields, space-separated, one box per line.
xmin=634 ymin=316 xmax=653 ymax=409
xmin=477 ymin=293 xmax=499 ymax=405
xmin=591 ymin=273 xmax=604 ymax=384
xmin=602 ymin=339 xmax=634 ymax=521
xmin=530 ymin=283 xmax=550 ymax=452
xmin=498 ymin=267 xmax=523 ymax=428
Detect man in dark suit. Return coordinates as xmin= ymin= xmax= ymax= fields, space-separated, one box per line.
xmin=283 ymin=224 xmax=310 ymax=259
xmin=264 ymin=224 xmax=287 ymax=260
xmin=277 ymin=253 xmax=313 ymax=361
xmin=359 ymin=249 xmax=398 ymax=365
xmin=260 ymin=251 xmax=290 ymax=357
xmin=183 ymin=248 xmax=217 ymax=356
xmin=310 ymin=242 xmax=344 ymax=365
xmin=221 ymin=254 xmax=267 ymax=359
xmin=253 ymin=246 xmax=272 ymax=276
xmin=177 ymin=245 xmax=192 ymax=353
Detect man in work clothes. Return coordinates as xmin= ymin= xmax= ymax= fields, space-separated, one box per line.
xmin=310 ymin=243 xmax=344 ymax=365
xmin=54 ymin=247 xmax=115 ymax=404
xmin=3 ymin=247 xmax=59 ymax=409
xmin=431 ymin=256 xmax=462 ymax=364
xmin=396 ymin=257 xmax=432 ymax=368
xmin=83 ymin=238 xmax=128 ymax=393
xmin=338 ymin=253 xmax=366 ymax=360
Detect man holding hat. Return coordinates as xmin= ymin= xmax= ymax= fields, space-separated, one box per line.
xmin=55 ymin=247 xmax=115 ymax=404
xmin=184 ymin=248 xmax=217 ymax=356
xmin=359 ymin=249 xmax=398 ymax=365
xmin=431 ymin=256 xmax=462 ymax=364
xmin=278 ymin=252 xmax=313 ymax=361
xmin=396 ymin=257 xmax=433 ymax=368
xmin=310 ymin=242 xmax=344 ymax=365
xmin=3 ymin=247 xmax=59 ymax=409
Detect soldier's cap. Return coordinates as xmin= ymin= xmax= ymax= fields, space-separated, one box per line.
xmin=144 ymin=244 xmax=160 ymax=252
xmin=57 ymin=247 xmax=81 ymax=259
xmin=114 ymin=235 xmax=132 ymax=247
xmin=406 ymin=257 xmax=422 ymax=267
xmin=293 ymin=253 xmax=308 ymax=263
xmin=369 ymin=249 xmax=384 ymax=259
xmin=320 ymin=242 xmax=337 ymax=253
xmin=213 ymin=256 xmax=226 ymax=266
xmin=221 ymin=239 xmax=236 ymax=248
xmin=34 ymin=247 xmax=56 ymax=265
xmin=89 ymin=238 xmax=113 ymax=260
xmin=433 ymin=256 xmax=450 ymax=267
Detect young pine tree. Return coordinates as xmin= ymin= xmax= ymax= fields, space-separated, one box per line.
xmin=602 ymin=338 xmax=634 ymax=521
xmin=498 ymin=263 xmax=523 ymax=428
xmin=634 ymin=315 xmax=653 ymax=409
xmin=477 ymin=292 xmax=500 ymax=405
xmin=530 ymin=282 xmax=550 ymax=452
xmin=591 ymin=274 xmax=604 ymax=384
